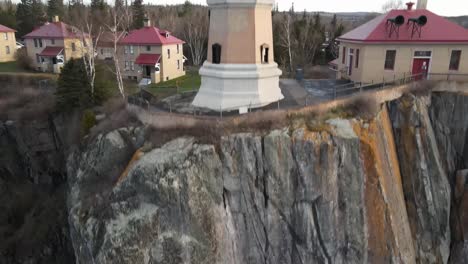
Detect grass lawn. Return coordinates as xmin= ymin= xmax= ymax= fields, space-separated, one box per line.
xmin=0 ymin=61 xmax=22 ymax=72
xmin=146 ymin=70 xmax=201 ymax=98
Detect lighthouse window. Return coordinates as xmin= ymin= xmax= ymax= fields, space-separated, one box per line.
xmin=261 ymin=44 xmax=269 ymax=64
xmin=212 ymin=43 xmax=221 ymax=64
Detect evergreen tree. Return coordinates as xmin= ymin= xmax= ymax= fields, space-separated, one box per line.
xmin=91 ymin=0 xmax=105 ymax=10
xmin=68 ymin=0 xmax=85 ymax=25
xmin=0 ymin=1 xmax=17 ymax=30
xmin=56 ymin=59 xmax=113 ymax=112
xmin=56 ymin=58 xmax=92 ymax=112
xmin=47 ymin=0 xmax=64 ymax=20
xmin=131 ymin=0 xmax=145 ymax=29
xmin=178 ymin=0 xmax=192 ymax=17
xmin=16 ymin=0 xmax=46 ymax=37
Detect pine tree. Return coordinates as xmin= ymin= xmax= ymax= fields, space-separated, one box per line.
xmin=16 ymin=0 xmax=46 ymax=37
xmin=56 ymin=58 xmax=92 ymax=112
xmin=47 ymin=0 xmax=64 ymax=20
xmin=131 ymin=0 xmax=145 ymax=29
xmin=0 ymin=0 xmax=17 ymax=29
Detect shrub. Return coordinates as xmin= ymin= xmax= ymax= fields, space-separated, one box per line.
xmin=93 ymin=63 xmax=114 ymax=105
xmin=345 ymin=95 xmax=381 ymax=120
xmin=406 ymin=80 xmax=434 ymax=97
xmin=81 ymin=109 xmax=97 ymax=136
xmin=14 ymin=48 xmax=33 ymax=71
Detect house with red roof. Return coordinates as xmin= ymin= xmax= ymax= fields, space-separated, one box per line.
xmin=23 ymin=16 xmax=91 ymax=73
xmin=0 ymin=24 xmax=16 ymax=63
xmin=96 ymin=31 xmax=123 ymax=60
xmin=118 ymin=17 xmax=186 ymax=84
xmin=334 ymin=1 xmax=468 ymax=83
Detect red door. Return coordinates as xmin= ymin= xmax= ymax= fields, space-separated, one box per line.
xmin=412 ymin=58 xmax=430 ymax=80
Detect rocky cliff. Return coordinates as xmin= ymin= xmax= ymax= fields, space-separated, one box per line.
xmin=0 ymin=117 xmax=75 ymax=264
xmin=66 ymin=91 xmax=468 ymax=263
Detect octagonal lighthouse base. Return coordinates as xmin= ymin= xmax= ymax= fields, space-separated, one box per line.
xmin=192 ymin=62 xmax=284 ymax=112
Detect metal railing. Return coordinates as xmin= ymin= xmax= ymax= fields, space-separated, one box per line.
xmin=128 ymin=72 xmax=468 ymax=117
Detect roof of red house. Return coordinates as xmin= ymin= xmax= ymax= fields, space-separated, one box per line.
xmin=23 ymin=22 xmax=89 ymax=39
xmin=338 ymin=8 xmax=468 ymax=43
xmin=119 ymin=26 xmax=185 ymax=45
xmin=135 ymin=53 xmax=161 ymax=65
xmin=0 ymin=24 xmax=15 ymax=33
xmin=97 ymin=31 xmax=124 ymax=47
xmin=39 ymin=46 xmax=64 ymax=57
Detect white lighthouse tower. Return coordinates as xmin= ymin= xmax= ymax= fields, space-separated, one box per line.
xmin=192 ymin=0 xmax=283 ymax=112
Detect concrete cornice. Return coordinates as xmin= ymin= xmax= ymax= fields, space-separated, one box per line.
xmin=207 ymin=0 xmax=274 ymax=8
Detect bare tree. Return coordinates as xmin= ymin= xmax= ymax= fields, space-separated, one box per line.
xmin=80 ymin=18 xmax=103 ymax=97
xmin=381 ymin=0 xmax=404 ymax=13
xmin=279 ymin=13 xmax=294 ymax=73
xmin=104 ymin=5 xmax=132 ymax=99
xmin=182 ymin=8 xmax=208 ymax=66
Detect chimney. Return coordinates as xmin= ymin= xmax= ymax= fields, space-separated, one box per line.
xmin=52 ymin=15 xmax=59 ymax=22
xmin=406 ymin=2 xmax=415 ymax=10
xmin=417 ymin=0 xmax=427 ymax=9
xmin=143 ymin=15 xmax=150 ymax=27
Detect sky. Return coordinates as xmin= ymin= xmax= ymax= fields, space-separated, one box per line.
xmin=152 ymin=0 xmax=467 ymax=17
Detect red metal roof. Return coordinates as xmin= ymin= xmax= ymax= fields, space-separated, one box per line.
xmin=39 ymin=46 xmax=64 ymax=57
xmin=23 ymin=22 xmax=89 ymax=39
xmin=0 ymin=24 xmax=15 ymax=33
xmin=338 ymin=9 xmax=468 ymax=43
xmin=135 ymin=53 xmax=161 ymax=65
xmin=120 ymin=26 xmax=185 ymax=45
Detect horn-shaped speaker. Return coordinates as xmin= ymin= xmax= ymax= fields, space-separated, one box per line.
xmin=409 ymin=15 xmax=428 ymax=26
xmin=387 ymin=15 xmax=405 ymax=26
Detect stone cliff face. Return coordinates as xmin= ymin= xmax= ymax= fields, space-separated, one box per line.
xmin=67 ymin=91 xmax=467 ymax=263
xmin=0 ymin=117 xmax=75 ymax=264
xmin=429 ymin=92 xmax=468 ymax=263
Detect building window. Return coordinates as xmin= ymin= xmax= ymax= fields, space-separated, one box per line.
xmin=130 ymin=45 xmax=134 ymax=54
xmin=414 ymin=51 xmax=432 ymax=57
xmin=355 ymin=49 xmax=360 ymax=68
xmin=6 ymin=46 xmax=10 ymax=54
xmin=124 ymin=46 xmax=128 ymax=54
xmin=51 ymin=39 xmax=55 ymax=45
xmin=342 ymin=46 xmax=346 ymax=64
xmin=177 ymin=59 xmax=180 ymax=70
xmin=130 ymin=62 xmax=134 ymax=71
xmin=34 ymin=39 xmax=38 ymax=48
xmin=261 ymin=44 xmax=269 ymax=64
xmin=177 ymin=44 xmax=180 ymax=54
xmin=449 ymin=50 xmax=461 ymax=71
xmin=39 ymin=39 xmax=43 ymax=48
xmin=167 ymin=49 xmax=170 ymax=59
xmin=71 ymin=42 xmax=76 ymax=52
xmin=36 ymin=54 xmax=40 ymax=63
xmin=4 ymin=33 xmax=7 ymax=40
xmin=384 ymin=50 xmax=397 ymax=70
xmin=146 ymin=46 xmax=151 ymax=51
xmin=101 ymin=48 xmax=104 ymax=55
xmin=124 ymin=61 xmax=129 ymax=71
xmin=212 ymin=43 xmax=221 ymax=64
